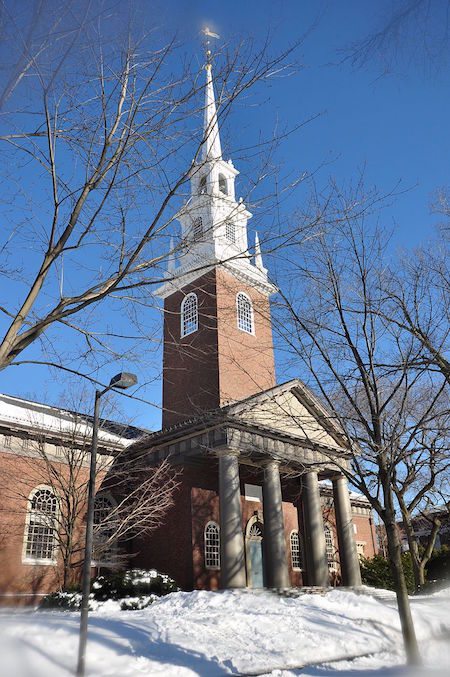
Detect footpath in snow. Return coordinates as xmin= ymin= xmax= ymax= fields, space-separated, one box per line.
xmin=0 ymin=587 xmax=449 ymax=676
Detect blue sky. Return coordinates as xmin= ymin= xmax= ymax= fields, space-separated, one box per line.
xmin=1 ymin=0 xmax=448 ymax=429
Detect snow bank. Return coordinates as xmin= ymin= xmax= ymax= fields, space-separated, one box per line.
xmin=0 ymin=588 xmax=449 ymax=676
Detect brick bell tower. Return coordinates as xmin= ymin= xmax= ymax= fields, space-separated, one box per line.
xmin=156 ymin=58 xmax=276 ymax=428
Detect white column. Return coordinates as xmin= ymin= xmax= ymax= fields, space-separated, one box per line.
xmin=302 ymin=470 xmax=329 ymax=587
xmin=263 ymin=460 xmax=290 ymax=589
xmin=332 ymin=475 xmax=362 ymax=587
xmin=219 ymin=451 xmax=246 ymax=588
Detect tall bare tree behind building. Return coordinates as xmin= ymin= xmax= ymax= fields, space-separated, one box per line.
xmin=275 ymin=180 xmax=449 ymax=664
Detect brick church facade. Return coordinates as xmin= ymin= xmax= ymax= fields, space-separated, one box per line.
xmin=0 ymin=58 xmax=377 ymax=604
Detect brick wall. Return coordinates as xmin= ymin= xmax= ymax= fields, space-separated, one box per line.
xmin=162 ymin=268 xmax=276 ymax=427
xmin=0 ymin=450 xmax=92 ymax=605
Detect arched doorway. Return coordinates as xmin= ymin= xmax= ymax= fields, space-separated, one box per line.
xmin=245 ymin=516 xmax=265 ymax=588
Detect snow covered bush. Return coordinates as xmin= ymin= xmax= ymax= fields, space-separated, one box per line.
xmin=40 ymin=591 xmax=82 ymax=610
xmin=119 ymin=596 xmax=156 ymax=611
xmin=92 ymin=568 xmax=179 ymax=601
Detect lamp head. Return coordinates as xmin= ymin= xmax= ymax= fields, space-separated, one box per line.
xmin=109 ymin=372 xmax=138 ymax=390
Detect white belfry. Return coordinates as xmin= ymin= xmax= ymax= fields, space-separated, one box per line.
xmin=156 ymin=60 xmax=275 ymax=299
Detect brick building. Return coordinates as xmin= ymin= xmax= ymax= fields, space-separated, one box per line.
xmin=0 ymin=394 xmax=140 ymax=605
xmin=0 ymin=58 xmax=377 ymax=604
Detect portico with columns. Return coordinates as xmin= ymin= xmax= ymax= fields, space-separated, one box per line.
xmin=134 ymin=379 xmax=363 ymax=590
xmin=133 ymin=50 xmax=367 ymax=590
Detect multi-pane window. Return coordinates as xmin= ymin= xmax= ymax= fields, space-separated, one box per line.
xmin=93 ymin=494 xmax=116 ymax=565
xmin=324 ymin=524 xmax=337 ymax=571
xmin=193 ymin=217 xmax=203 ymax=240
xmin=181 ymin=293 xmax=198 ymax=337
xmin=218 ymin=174 xmax=228 ymax=195
xmin=237 ymin=292 xmax=253 ymax=334
xmin=24 ymin=487 xmax=58 ymax=562
xmin=225 ymin=222 xmax=236 ymax=243
xmin=204 ymin=521 xmax=220 ymax=569
xmin=356 ymin=542 xmax=365 ymax=558
xmin=290 ymin=530 xmax=303 ymax=570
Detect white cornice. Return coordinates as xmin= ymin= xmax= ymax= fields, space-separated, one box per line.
xmin=155 ymin=257 xmax=277 ymax=299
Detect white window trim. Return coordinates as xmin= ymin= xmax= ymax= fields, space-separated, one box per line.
xmin=180 ymin=292 xmax=198 ymax=338
xmin=92 ymin=492 xmax=118 ymax=568
xmin=236 ymin=292 xmax=255 ymax=335
xmin=204 ymin=520 xmax=221 ymax=570
xmin=218 ymin=173 xmax=228 ymax=195
xmin=356 ymin=541 xmax=367 ymax=558
xmin=192 ymin=216 xmax=203 ymax=240
xmin=324 ymin=523 xmax=338 ymax=573
xmin=290 ymin=530 xmax=304 ymax=571
xmin=22 ymin=485 xmax=59 ymax=566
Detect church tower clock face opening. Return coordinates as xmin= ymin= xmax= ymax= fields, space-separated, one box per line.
xmin=156 ymin=60 xmax=276 ymax=428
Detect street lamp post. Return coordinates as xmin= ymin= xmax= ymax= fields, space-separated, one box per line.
xmin=76 ymin=372 xmax=137 ymax=677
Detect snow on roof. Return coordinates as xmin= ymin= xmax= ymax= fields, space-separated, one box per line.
xmin=318 ymin=478 xmax=370 ymax=504
xmin=0 ymin=393 xmax=142 ymax=447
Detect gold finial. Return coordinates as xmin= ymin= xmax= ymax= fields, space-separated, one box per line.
xmin=202 ymin=26 xmax=220 ymax=67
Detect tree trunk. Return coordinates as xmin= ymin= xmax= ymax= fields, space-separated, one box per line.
xmin=384 ymin=504 xmax=421 ymax=665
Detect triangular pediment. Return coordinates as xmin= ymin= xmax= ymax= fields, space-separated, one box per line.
xmin=224 ymin=379 xmax=347 ymax=452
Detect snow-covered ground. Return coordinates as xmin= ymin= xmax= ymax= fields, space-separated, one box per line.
xmin=0 ymin=587 xmax=449 ymax=676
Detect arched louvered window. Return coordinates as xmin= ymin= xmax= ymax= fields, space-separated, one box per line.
xmin=237 ymin=292 xmax=254 ymax=334
xmin=218 ymin=174 xmax=228 ymax=195
xmin=324 ymin=524 xmax=337 ymax=572
xmin=204 ymin=521 xmax=220 ymax=569
xmin=290 ymin=530 xmax=303 ymax=570
xmin=199 ymin=176 xmax=207 ymax=194
xmin=181 ymin=293 xmax=198 ymax=337
xmin=193 ymin=217 xmax=203 ymax=240
xmin=225 ymin=222 xmax=236 ymax=243
xmin=24 ymin=487 xmax=58 ymax=562
xmin=93 ymin=494 xmax=116 ymax=566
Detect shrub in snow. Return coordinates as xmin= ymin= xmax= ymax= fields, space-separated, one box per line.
xmin=40 ymin=591 xmax=83 ymax=610
xmin=119 ymin=595 xmax=156 ymax=611
xmin=360 ymin=553 xmax=414 ymax=594
xmin=92 ymin=568 xmax=179 ymax=601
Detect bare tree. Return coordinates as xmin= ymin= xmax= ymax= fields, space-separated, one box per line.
xmin=0 ymin=0 xmax=299 ymax=389
xmin=342 ymin=0 xmax=450 ymax=76
xmin=274 ymin=180 xmax=449 ymax=664
xmin=382 ymin=232 xmax=450 ymax=386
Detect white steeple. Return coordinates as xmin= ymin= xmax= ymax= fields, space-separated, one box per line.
xmin=202 ymin=62 xmax=222 ymax=162
xmin=157 ymin=55 xmax=275 ymax=299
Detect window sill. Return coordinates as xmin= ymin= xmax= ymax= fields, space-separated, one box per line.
xmin=205 ymin=566 xmax=221 ymax=571
xmin=22 ymin=558 xmax=57 ymax=566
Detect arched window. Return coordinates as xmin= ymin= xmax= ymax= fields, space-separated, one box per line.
xmin=193 ymin=217 xmax=203 ymax=240
xmin=218 ymin=174 xmax=228 ymax=195
xmin=181 ymin=293 xmax=198 ymax=337
xmin=24 ymin=487 xmax=58 ymax=562
xmin=204 ymin=521 xmax=220 ymax=569
xmin=225 ymin=222 xmax=236 ymax=243
xmin=237 ymin=292 xmax=253 ymax=334
xmin=93 ymin=494 xmax=116 ymax=566
xmin=199 ymin=176 xmax=207 ymax=194
xmin=324 ymin=524 xmax=337 ymax=572
xmin=290 ymin=530 xmax=303 ymax=570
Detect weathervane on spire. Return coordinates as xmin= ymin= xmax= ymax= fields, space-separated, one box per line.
xmin=202 ymin=26 xmax=220 ymax=67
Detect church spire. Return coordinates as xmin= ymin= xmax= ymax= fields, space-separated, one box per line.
xmin=201 ymin=28 xmax=222 ymax=162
